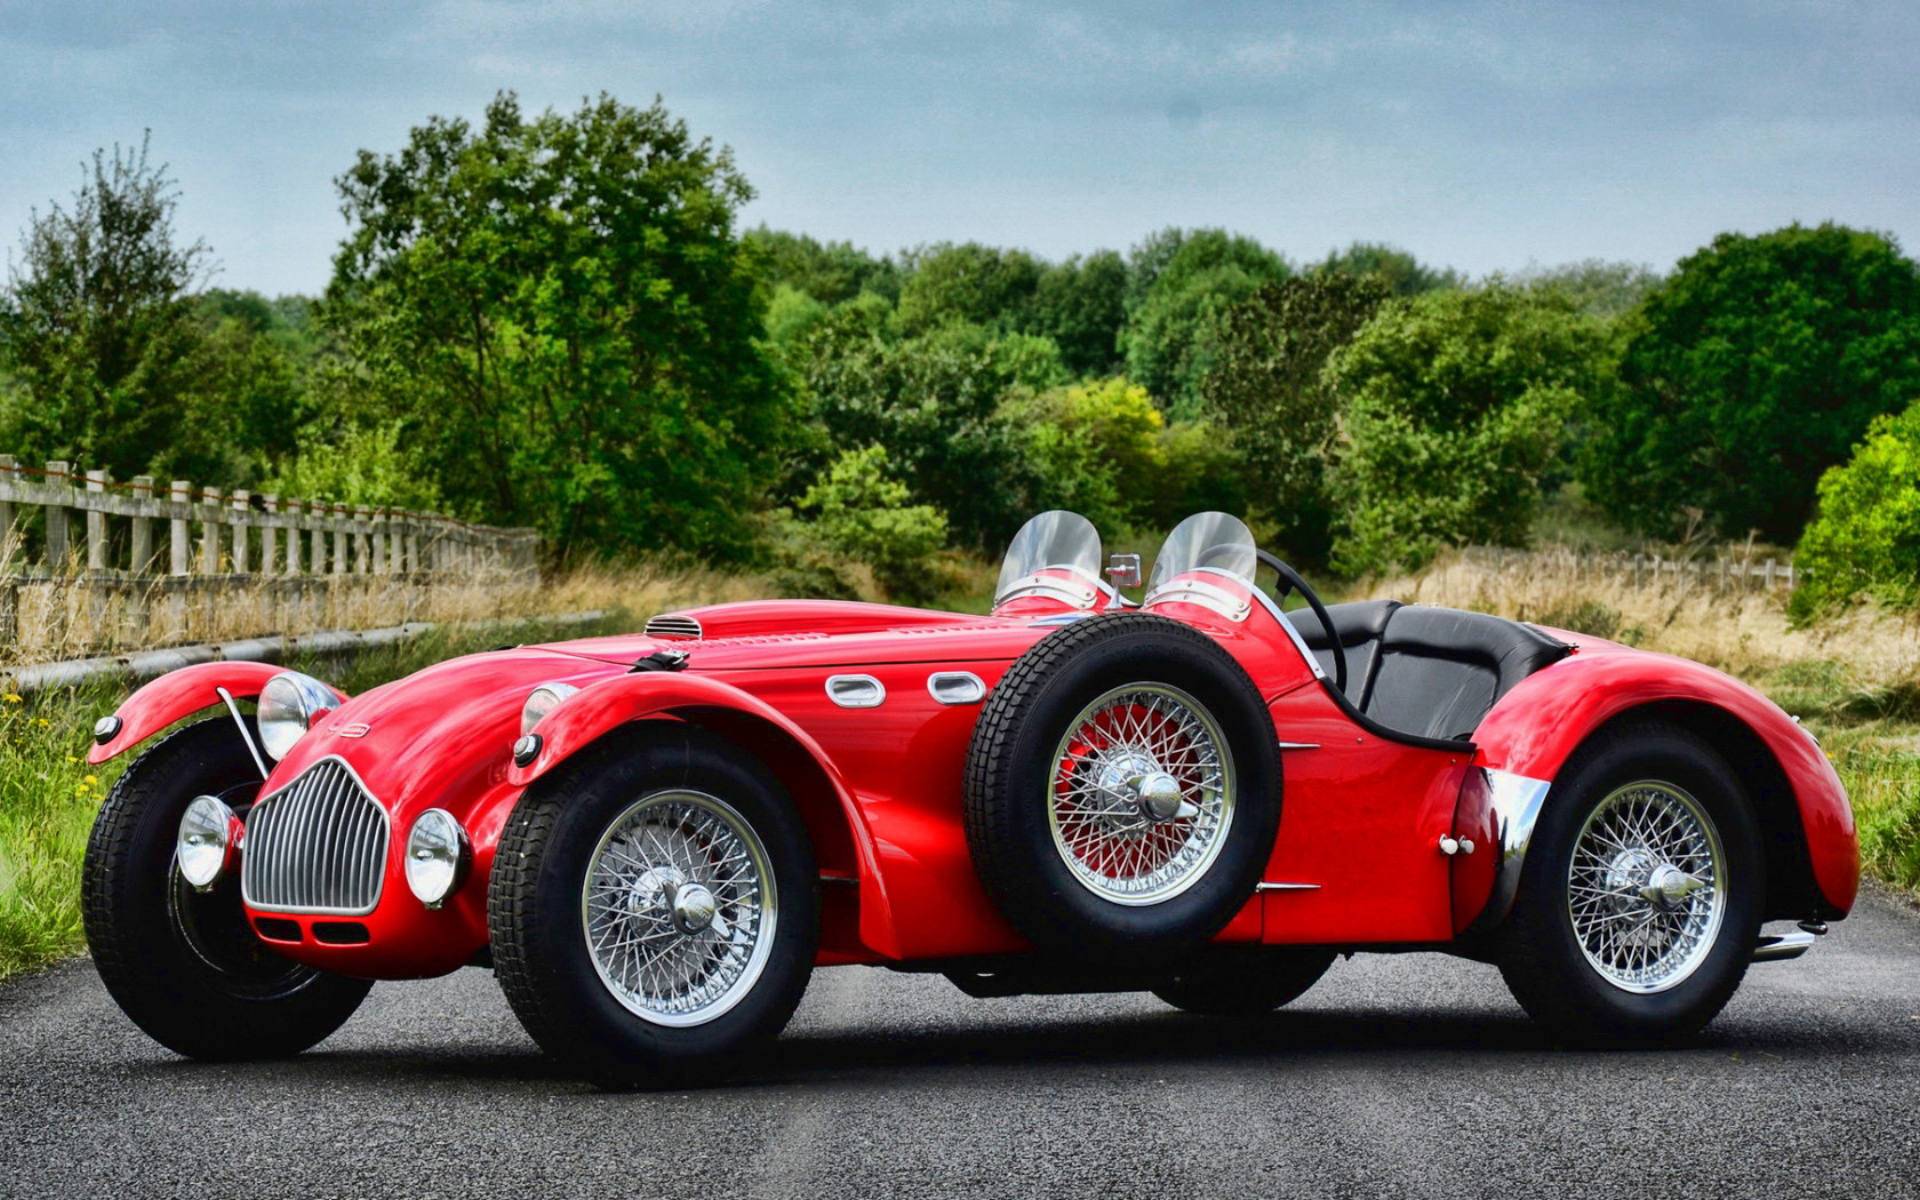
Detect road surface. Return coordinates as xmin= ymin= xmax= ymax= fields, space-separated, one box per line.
xmin=3 ymin=891 xmax=1917 ymax=1198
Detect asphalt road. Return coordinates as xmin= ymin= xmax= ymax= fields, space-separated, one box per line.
xmin=4 ymin=893 xmax=1918 ymax=1200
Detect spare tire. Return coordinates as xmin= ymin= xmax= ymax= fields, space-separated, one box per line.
xmin=964 ymin=612 xmax=1280 ymax=960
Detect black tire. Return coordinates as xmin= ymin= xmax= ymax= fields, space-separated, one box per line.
xmin=964 ymin=613 xmax=1281 ymax=961
xmin=1153 ymin=948 xmax=1337 ymax=1016
xmin=81 ymin=720 xmax=372 ymax=1059
xmin=1497 ymin=719 xmax=1763 ymax=1045
xmin=490 ymin=726 xmax=818 ymax=1089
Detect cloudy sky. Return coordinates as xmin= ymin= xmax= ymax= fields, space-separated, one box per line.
xmin=3 ymin=1 xmax=1914 ymax=295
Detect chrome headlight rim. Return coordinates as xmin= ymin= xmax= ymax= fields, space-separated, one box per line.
xmin=257 ymin=670 xmax=338 ymax=761
xmin=520 ymin=681 xmax=581 ymax=737
xmin=176 ymin=794 xmax=240 ymax=891
xmin=404 ymin=807 xmax=471 ymax=909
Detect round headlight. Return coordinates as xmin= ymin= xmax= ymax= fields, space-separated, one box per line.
xmin=520 ymin=682 xmax=580 ymax=736
xmin=405 ymin=808 xmax=470 ymax=908
xmin=177 ymin=794 xmax=239 ymax=890
xmin=257 ymin=671 xmax=337 ymax=761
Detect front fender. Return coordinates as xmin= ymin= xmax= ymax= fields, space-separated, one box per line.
xmin=1456 ymin=649 xmax=1858 ymax=932
xmin=510 ymin=671 xmax=899 ymax=957
xmin=87 ymin=662 xmax=345 ymax=766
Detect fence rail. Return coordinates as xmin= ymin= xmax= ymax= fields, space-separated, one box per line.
xmin=1461 ymin=545 xmax=1805 ymax=591
xmin=0 ymin=456 xmax=539 ymax=657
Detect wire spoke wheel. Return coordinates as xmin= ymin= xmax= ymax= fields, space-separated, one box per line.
xmin=1047 ymin=682 xmax=1235 ymax=905
xmin=580 ymin=789 xmax=777 ymax=1027
xmin=1567 ymin=779 xmax=1728 ymax=994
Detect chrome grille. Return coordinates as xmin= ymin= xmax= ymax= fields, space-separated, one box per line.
xmin=644 ymin=613 xmax=703 ymax=639
xmin=242 ymin=757 xmax=390 ymax=915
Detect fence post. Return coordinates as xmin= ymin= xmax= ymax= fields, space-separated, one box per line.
xmin=371 ymin=509 xmax=387 ymax=575
xmin=169 ymin=481 xmax=191 ymax=575
xmin=0 ymin=455 xmax=15 ymax=574
xmin=200 ymin=486 xmax=222 ymax=574
xmin=331 ymin=504 xmax=348 ymax=576
xmin=312 ymin=509 xmax=328 ymax=576
xmin=129 ymin=476 xmax=154 ymax=574
xmin=284 ymin=499 xmax=302 ymax=574
xmin=1763 ymin=558 xmax=1775 ymax=589
xmin=85 ymin=469 xmax=110 ymax=571
xmin=261 ymin=494 xmax=279 ymax=576
xmin=231 ymin=490 xmax=251 ymax=574
xmin=45 ymin=461 xmax=71 ymax=570
xmin=353 ymin=505 xmax=371 ymax=574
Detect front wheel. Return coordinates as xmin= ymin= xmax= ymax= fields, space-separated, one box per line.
xmin=489 ymin=727 xmax=819 ymax=1089
xmin=1498 ymin=720 xmax=1763 ymax=1045
xmin=82 ymin=720 xmax=372 ymax=1059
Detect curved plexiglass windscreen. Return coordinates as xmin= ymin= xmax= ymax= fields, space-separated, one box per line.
xmin=994 ymin=510 xmax=1104 ymax=609
xmin=1146 ymin=512 xmax=1258 ymax=593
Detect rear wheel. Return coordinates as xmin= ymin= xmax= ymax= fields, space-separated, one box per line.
xmin=1154 ymin=949 xmax=1336 ymax=1016
xmin=1498 ymin=720 xmax=1762 ymax=1045
xmin=490 ymin=727 xmax=818 ymax=1089
xmin=82 ymin=720 xmax=372 ymax=1059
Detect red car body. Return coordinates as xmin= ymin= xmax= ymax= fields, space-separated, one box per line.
xmin=91 ymin=563 xmax=1858 ymax=984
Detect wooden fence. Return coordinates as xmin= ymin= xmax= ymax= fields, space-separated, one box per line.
xmin=1461 ymin=545 xmax=1806 ymax=592
xmin=0 ymin=456 xmax=539 ymax=656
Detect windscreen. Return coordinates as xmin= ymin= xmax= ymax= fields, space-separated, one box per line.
xmin=993 ymin=510 xmax=1104 ymax=608
xmin=1146 ymin=512 xmax=1258 ymax=593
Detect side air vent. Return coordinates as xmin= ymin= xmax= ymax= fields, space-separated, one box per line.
xmin=644 ymin=613 xmax=703 ymax=640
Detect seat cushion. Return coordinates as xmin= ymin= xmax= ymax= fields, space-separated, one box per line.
xmin=1365 ymin=606 xmax=1571 ymax=741
xmin=1283 ymin=599 xmax=1401 ymax=708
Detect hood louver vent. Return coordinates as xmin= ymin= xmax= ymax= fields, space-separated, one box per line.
xmin=644 ymin=613 xmax=703 ymax=640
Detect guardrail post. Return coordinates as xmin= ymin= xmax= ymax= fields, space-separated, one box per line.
xmin=85 ymin=469 xmax=109 ymax=571
xmin=45 ymin=461 xmax=71 ymax=570
xmin=170 ymin=481 xmax=191 ymax=575
xmin=231 ymin=490 xmax=251 ymax=574
xmin=199 ymin=486 xmax=222 ymax=574
xmin=0 ymin=455 xmax=16 ymax=573
xmin=261 ymin=494 xmax=279 ymax=575
xmin=130 ymin=476 xmax=154 ymax=573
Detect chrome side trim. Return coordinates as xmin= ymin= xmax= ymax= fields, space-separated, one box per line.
xmin=1255 ymin=881 xmax=1321 ymax=892
xmin=1277 ymin=741 xmax=1320 ymax=751
xmin=1466 ymin=767 xmax=1553 ymax=936
xmin=927 ymin=671 xmax=987 ymax=705
xmin=825 ymin=674 xmax=886 ymax=709
xmin=1752 ymin=929 xmax=1816 ymax=962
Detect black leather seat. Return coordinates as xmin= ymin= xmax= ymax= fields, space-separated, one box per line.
xmin=1286 ymin=602 xmax=1569 ymax=742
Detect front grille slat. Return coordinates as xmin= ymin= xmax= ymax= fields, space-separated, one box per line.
xmin=242 ymin=758 xmax=389 ymax=916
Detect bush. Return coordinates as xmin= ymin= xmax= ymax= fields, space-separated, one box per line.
xmin=1790 ymin=399 xmax=1920 ymax=621
xmin=1002 ymin=377 xmax=1165 ymax=531
xmin=1325 ymin=285 xmax=1614 ymax=576
xmin=787 ymin=445 xmax=949 ymax=604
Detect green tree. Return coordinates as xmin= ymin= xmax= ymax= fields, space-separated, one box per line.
xmin=0 ymin=136 xmax=215 ymax=481
xmin=1026 ymin=250 xmax=1128 ymax=376
xmin=790 ymin=444 xmax=949 ymax=603
xmin=323 ymin=92 xmax=791 ymax=560
xmin=1000 ymin=377 xmax=1165 ymax=530
xmin=1326 ymin=285 xmax=1614 ymax=575
xmin=1315 ymin=242 xmax=1460 ymax=297
xmin=1582 ymin=223 xmax=1920 ymax=541
xmin=1120 ymin=228 xmax=1291 ymax=416
xmin=896 ymin=242 xmax=1043 ymax=334
xmin=746 ymin=227 xmax=899 ymax=305
xmin=1520 ymin=259 xmax=1661 ymax=319
xmin=1200 ymin=273 xmax=1390 ymax=565
xmin=1790 ymin=400 xmax=1920 ymax=620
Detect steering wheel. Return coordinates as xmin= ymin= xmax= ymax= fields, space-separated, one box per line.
xmin=1255 ymin=550 xmax=1348 ymax=697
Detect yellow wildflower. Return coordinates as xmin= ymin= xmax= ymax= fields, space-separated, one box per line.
xmin=83 ymin=774 xmax=98 ymax=785
xmin=3 ymin=693 xmax=21 ymax=704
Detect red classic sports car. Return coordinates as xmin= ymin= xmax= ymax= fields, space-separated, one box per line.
xmin=82 ymin=512 xmax=1857 ymax=1086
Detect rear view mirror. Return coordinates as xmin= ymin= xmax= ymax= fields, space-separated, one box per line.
xmin=1105 ymin=553 xmax=1143 ymax=590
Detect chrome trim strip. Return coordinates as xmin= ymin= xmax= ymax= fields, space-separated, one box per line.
xmin=1255 ymin=881 xmax=1321 ymax=892
xmin=241 ymin=754 xmax=390 ymax=916
xmin=215 ymin=686 xmax=269 ymax=780
xmin=1752 ymin=929 xmax=1816 ymax=963
xmin=927 ymin=671 xmax=987 ymax=706
xmin=825 ymin=674 xmax=887 ymax=709
xmin=1277 ymin=741 xmax=1320 ymax=751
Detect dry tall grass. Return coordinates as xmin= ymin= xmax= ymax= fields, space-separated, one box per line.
xmin=0 ymin=562 xmax=779 ymax=668
xmin=1367 ymin=548 xmax=1920 ymax=692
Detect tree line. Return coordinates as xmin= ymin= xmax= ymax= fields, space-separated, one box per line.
xmin=2 ymin=93 xmax=1915 ymax=616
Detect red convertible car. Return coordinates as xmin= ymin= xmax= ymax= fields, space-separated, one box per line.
xmin=82 ymin=512 xmax=1857 ymax=1086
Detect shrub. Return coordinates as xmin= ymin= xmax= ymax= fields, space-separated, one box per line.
xmin=788 ymin=445 xmax=949 ymax=603
xmin=1790 ymin=400 xmax=1920 ymax=621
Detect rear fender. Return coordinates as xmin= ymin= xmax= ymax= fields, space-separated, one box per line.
xmin=509 ymin=672 xmax=898 ymax=958
xmin=87 ymin=662 xmax=344 ymax=766
xmin=1453 ymin=649 xmax=1858 ymax=935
